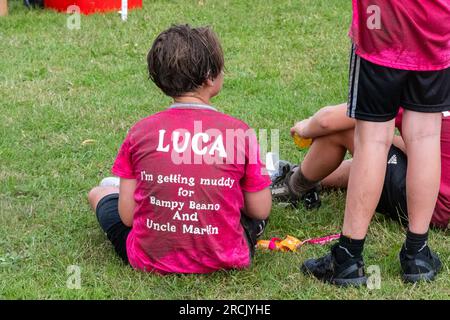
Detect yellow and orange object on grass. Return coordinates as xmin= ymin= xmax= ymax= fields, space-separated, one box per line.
xmin=257 ymin=234 xmax=340 ymax=252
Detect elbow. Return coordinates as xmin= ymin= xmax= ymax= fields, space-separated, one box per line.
xmin=259 ymin=210 xmax=271 ymax=221
xmin=121 ymin=215 xmax=133 ymax=228
xmin=257 ymin=197 xmax=272 ymax=220
xmin=248 ymin=209 xmax=271 ymax=221
xmin=124 ymin=220 xmax=133 ymax=228
xmin=118 ymin=205 xmax=134 ymax=227
xmin=262 ymin=198 xmax=272 ymax=220
xmin=119 ymin=210 xmax=133 ymax=227
xmin=316 ymin=107 xmax=332 ymax=130
xmin=243 ymin=190 xmax=272 ymax=220
xmin=245 ymin=207 xmax=271 ymax=221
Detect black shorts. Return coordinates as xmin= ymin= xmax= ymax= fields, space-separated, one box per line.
xmin=376 ymin=145 xmax=408 ymax=225
xmin=95 ymin=193 xmax=131 ymax=264
xmin=348 ymin=45 xmax=450 ymax=122
xmin=95 ymin=194 xmax=267 ymax=263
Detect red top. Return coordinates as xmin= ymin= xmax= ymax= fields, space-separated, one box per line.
xmin=112 ymin=104 xmax=271 ymax=273
xmin=350 ymin=0 xmax=450 ymax=71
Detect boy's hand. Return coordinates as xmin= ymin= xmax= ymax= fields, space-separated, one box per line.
xmin=290 ymin=118 xmax=311 ymax=138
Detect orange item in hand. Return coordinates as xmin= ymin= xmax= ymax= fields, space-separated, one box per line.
xmin=293 ymin=133 xmax=312 ymax=149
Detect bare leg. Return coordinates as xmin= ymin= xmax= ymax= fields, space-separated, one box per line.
xmin=88 ymin=186 xmax=119 ymax=212
xmin=301 ymin=129 xmax=355 ymax=181
xmin=321 ymin=159 xmax=353 ymax=189
xmin=402 ymin=111 xmax=442 ymax=234
xmin=342 ymin=119 xmax=395 ymax=239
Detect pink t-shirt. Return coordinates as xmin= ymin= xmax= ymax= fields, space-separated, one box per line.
xmin=350 ymin=0 xmax=450 ymax=71
xmin=112 ymin=104 xmax=271 ymax=274
xmin=396 ymin=109 xmax=450 ymax=229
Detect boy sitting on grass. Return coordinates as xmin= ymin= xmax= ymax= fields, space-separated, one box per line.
xmin=88 ymin=25 xmax=272 ymax=274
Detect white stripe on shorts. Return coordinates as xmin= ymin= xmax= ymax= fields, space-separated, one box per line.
xmin=347 ymin=44 xmax=356 ymax=112
xmin=350 ymin=55 xmax=361 ymax=118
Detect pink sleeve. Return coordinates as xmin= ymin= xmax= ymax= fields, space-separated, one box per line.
xmin=111 ymin=134 xmax=135 ymax=179
xmin=240 ymin=129 xmax=272 ymax=193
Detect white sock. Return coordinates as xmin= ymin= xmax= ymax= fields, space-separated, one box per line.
xmin=99 ymin=177 xmax=120 ymax=188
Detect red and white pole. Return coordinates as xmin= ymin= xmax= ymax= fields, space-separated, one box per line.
xmin=121 ymin=0 xmax=128 ymax=21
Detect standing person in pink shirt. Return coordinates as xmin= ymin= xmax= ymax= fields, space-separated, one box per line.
xmin=299 ymin=1 xmax=450 ymax=285
xmin=87 ymin=25 xmax=272 ymax=274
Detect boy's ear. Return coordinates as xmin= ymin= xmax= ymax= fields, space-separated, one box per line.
xmin=205 ymin=78 xmax=215 ymax=87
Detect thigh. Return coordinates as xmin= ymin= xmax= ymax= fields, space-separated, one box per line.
xmin=376 ymin=145 xmax=408 ymax=225
xmin=348 ymin=44 xmax=408 ymax=122
xmin=402 ymin=67 xmax=450 ymax=113
xmin=95 ymin=193 xmax=131 ymax=264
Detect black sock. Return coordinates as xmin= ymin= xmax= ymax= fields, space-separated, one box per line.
xmin=334 ymin=235 xmax=365 ymax=264
xmin=404 ymin=230 xmax=428 ymax=255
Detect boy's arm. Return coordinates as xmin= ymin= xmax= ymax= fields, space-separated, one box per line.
xmin=291 ymin=103 xmax=356 ymax=139
xmin=118 ymin=178 xmax=136 ymax=227
xmin=243 ymin=188 xmax=272 ymax=220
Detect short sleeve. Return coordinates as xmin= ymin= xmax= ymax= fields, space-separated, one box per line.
xmin=240 ymin=128 xmax=272 ymax=192
xmin=112 ymin=133 xmax=135 ymax=179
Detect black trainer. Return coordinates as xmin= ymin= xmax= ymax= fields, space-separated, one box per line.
xmin=301 ymin=244 xmax=367 ymax=287
xmin=400 ymin=243 xmax=442 ymax=283
xmin=270 ymin=161 xmax=321 ymax=210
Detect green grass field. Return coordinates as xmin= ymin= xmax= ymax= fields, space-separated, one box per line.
xmin=0 ymin=0 xmax=448 ymax=299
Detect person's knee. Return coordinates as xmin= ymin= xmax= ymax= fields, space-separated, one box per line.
xmin=89 ymin=186 xmax=112 ymax=201
xmin=88 ymin=186 xmax=101 ymax=203
xmin=87 ymin=186 xmax=119 ymax=210
xmin=403 ymin=126 xmax=441 ymax=144
xmin=355 ymin=121 xmax=394 ymax=150
xmin=402 ymin=111 xmax=442 ymax=144
xmin=89 ymin=186 xmax=119 ymax=198
xmin=88 ymin=186 xmax=103 ymax=209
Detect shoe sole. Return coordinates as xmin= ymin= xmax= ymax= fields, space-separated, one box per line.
xmin=401 ymin=253 xmax=442 ymax=284
xmin=402 ymin=272 xmax=436 ymax=283
xmin=330 ymin=277 xmax=367 ymax=287
xmin=301 ymin=264 xmax=367 ymax=288
xmin=402 ymin=264 xmax=442 ymax=284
